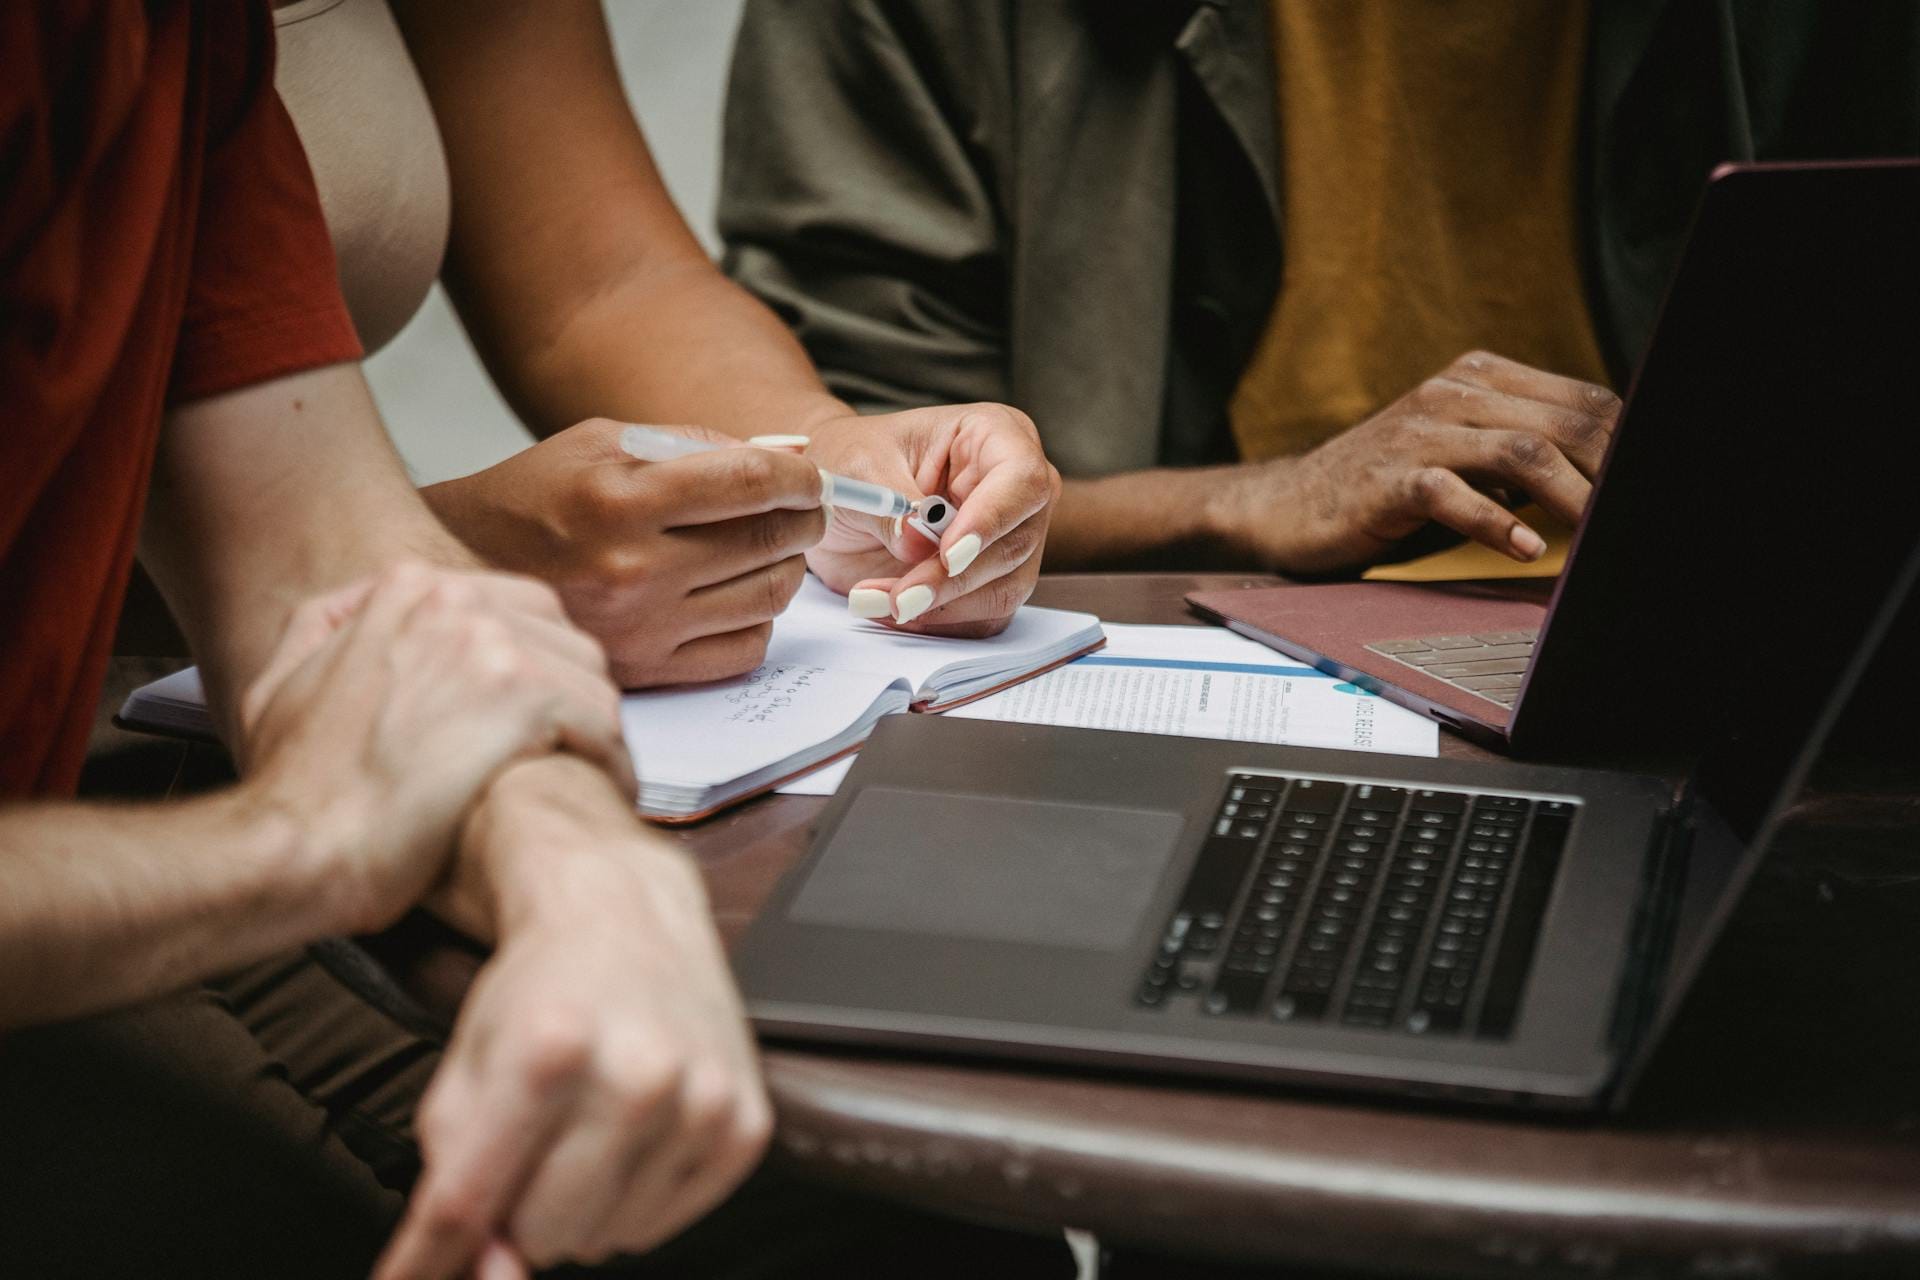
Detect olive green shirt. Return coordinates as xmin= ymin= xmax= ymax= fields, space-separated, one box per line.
xmin=720 ymin=0 xmax=1919 ymax=478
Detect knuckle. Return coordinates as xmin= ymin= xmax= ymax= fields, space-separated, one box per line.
xmin=751 ymin=510 xmax=787 ymax=562
xmin=419 ymin=1181 xmax=491 ymax=1242
xmin=733 ymin=1093 xmax=775 ymax=1163
xmin=765 ymin=556 xmax=807 ymax=616
xmin=678 ymin=1066 xmax=735 ymax=1135
xmin=729 ymin=622 xmax=776 ymax=672
xmin=378 ymin=559 xmax=434 ymax=597
xmin=590 ymin=546 xmax=649 ymax=588
xmin=999 ymin=520 xmax=1044 ymax=566
xmin=518 ymin=1010 xmax=595 ymax=1091
xmin=414 ymin=1089 xmax=458 ymax=1146
xmin=983 ymin=574 xmax=1032 ymax=620
xmin=1408 ymin=466 xmax=1453 ymax=510
xmin=609 ymin=1060 xmax=682 ymax=1127
xmin=424 ymin=576 xmax=477 ymax=615
xmin=1455 ymin=349 xmax=1496 ymax=373
xmin=578 ymin=464 xmax=633 ymax=523
xmin=1555 ymin=411 xmax=1604 ymax=449
xmin=1502 ymin=432 xmax=1552 ymax=472
xmin=685 ymin=623 xmax=773 ymax=684
xmin=1583 ymin=381 xmax=1622 ymax=414
xmin=722 ymin=447 xmax=782 ymax=504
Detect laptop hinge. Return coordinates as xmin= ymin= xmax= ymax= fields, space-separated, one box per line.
xmin=1601 ymin=787 xmax=1697 ymax=1107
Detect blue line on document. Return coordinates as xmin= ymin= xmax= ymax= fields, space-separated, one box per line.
xmin=1074 ymin=656 xmax=1329 ymax=678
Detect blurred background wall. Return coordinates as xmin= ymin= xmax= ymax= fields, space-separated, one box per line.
xmin=364 ymin=0 xmax=748 ymax=485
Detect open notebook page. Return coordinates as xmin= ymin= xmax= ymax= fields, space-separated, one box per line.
xmin=780 ymin=621 xmax=1439 ymax=796
xmin=622 ymin=664 xmax=910 ymax=818
xmin=763 ymin=575 xmax=1104 ymax=707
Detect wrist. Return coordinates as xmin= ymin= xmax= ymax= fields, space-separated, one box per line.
xmin=1199 ymin=458 xmax=1303 ymax=570
xmin=786 ymin=395 xmax=859 ymax=438
xmin=222 ymin=779 xmax=375 ymax=937
xmin=458 ymin=756 xmax=698 ymax=939
xmin=419 ymin=474 xmax=522 ymax=573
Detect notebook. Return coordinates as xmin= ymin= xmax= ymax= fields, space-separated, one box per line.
xmin=116 ymin=575 xmax=1106 ymax=822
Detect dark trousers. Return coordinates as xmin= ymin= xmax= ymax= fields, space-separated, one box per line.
xmin=0 ymin=947 xmax=1070 ymax=1278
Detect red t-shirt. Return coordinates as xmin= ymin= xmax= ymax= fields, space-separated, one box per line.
xmin=0 ymin=1 xmax=362 ymax=797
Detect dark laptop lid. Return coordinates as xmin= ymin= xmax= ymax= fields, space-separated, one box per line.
xmin=1512 ymin=161 xmax=1920 ymax=759
xmin=1621 ymin=530 xmax=1920 ymax=1091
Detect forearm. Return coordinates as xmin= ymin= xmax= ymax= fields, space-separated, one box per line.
xmin=1048 ymin=467 xmax=1257 ymax=570
xmin=436 ymin=755 xmax=695 ymax=945
xmin=0 ymin=790 xmax=351 ymax=1030
xmin=393 ymin=0 xmax=846 ymax=444
xmin=142 ymin=364 xmax=480 ymax=740
xmin=467 ymin=257 xmax=849 ymax=443
xmin=138 ymin=364 xmax=638 ymax=950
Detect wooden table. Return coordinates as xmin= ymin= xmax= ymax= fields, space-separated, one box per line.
xmin=93 ymin=574 xmax=1920 ymax=1278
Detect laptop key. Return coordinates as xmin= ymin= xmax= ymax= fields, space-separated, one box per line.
xmin=1426 ymin=658 xmax=1531 ymax=679
xmin=1472 ymin=631 xmax=1538 ymax=646
xmin=1177 ymin=837 xmax=1259 ymax=918
xmin=1477 ymin=808 xmax=1575 ymax=1038
xmin=1456 ymin=673 xmax=1525 ymax=692
xmin=1409 ymin=790 xmax=1468 ymax=815
xmin=1206 ymin=971 xmax=1267 ymax=1016
xmin=1397 ymin=648 xmax=1481 ymax=667
xmin=1272 ymin=992 xmax=1327 ymax=1022
xmin=1284 ymin=780 xmax=1347 ymax=814
xmin=1368 ymin=639 xmax=1433 ymax=654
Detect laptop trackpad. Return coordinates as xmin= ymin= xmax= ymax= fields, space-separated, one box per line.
xmin=788 ymin=787 xmax=1185 ymax=952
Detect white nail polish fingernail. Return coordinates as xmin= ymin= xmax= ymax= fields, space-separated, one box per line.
xmin=748 ymin=434 xmax=810 ymax=448
xmin=848 ymin=588 xmax=891 ymax=618
xmin=943 ymin=532 xmax=982 ymax=577
xmin=892 ymin=585 xmax=935 ymax=624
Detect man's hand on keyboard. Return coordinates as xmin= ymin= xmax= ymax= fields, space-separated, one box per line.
xmin=1209 ymin=350 xmax=1620 ymax=574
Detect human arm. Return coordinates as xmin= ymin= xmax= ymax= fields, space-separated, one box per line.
xmin=0 ymin=561 xmax=631 ymax=1032
xmin=142 ymin=362 xmax=771 ymax=1267
xmin=716 ymin=4 xmax=1621 ymax=573
xmin=1051 ymin=352 xmax=1622 ymax=573
xmin=391 ymin=0 xmax=1051 ymax=644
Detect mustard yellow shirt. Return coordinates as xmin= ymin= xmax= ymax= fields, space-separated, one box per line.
xmin=1232 ymin=0 xmax=1611 ymax=465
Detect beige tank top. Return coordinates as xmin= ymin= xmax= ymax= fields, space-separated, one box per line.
xmin=273 ymin=0 xmax=449 ymax=353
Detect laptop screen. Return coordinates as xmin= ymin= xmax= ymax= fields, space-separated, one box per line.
xmin=1585 ymin=161 xmax=1920 ymax=1093
xmin=1520 ymin=162 xmax=1920 ymax=800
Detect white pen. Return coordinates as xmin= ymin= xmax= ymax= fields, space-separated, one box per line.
xmin=617 ymin=424 xmax=939 ymax=522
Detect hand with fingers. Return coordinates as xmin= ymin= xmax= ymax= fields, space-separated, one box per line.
xmin=237 ymin=563 xmax=636 ymax=933
xmin=1215 ymin=350 xmax=1622 ymax=575
xmin=798 ymin=403 xmax=1062 ymax=637
xmin=421 ymin=419 xmax=828 ymax=688
xmin=373 ymin=767 xmax=772 ymax=1280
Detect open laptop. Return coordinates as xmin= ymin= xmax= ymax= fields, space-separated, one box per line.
xmin=1187 ymin=159 xmax=1919 ymax=756
xmin=734 ymin=528 xmax=1916 ymax=1110
xmin=734 ymin=159 xmax=1920 ymax=1110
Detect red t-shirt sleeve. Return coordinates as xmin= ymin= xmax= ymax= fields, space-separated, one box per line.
xmin=167 ymin=11 xmax=361 ymax=406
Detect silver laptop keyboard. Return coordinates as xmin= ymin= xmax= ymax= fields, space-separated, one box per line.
xmin=1365 ymin=630 xmax=1539 ymax=707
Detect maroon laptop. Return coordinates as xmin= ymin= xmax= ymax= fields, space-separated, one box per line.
xmin=1190 ymin=159 xmax=1920 ymax=757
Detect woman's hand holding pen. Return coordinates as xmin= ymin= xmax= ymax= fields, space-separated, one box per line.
xmin=799 ymin=403 xmax=1061 ymax=637
xmin=422 ymin=419 xmax=826 ymax=688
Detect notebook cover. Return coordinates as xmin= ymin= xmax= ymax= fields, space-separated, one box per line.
xmin=654 ymin=636 xmax=1109 ymax=822
xmin=909 ymin=636 xmax=1108 ymax=713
